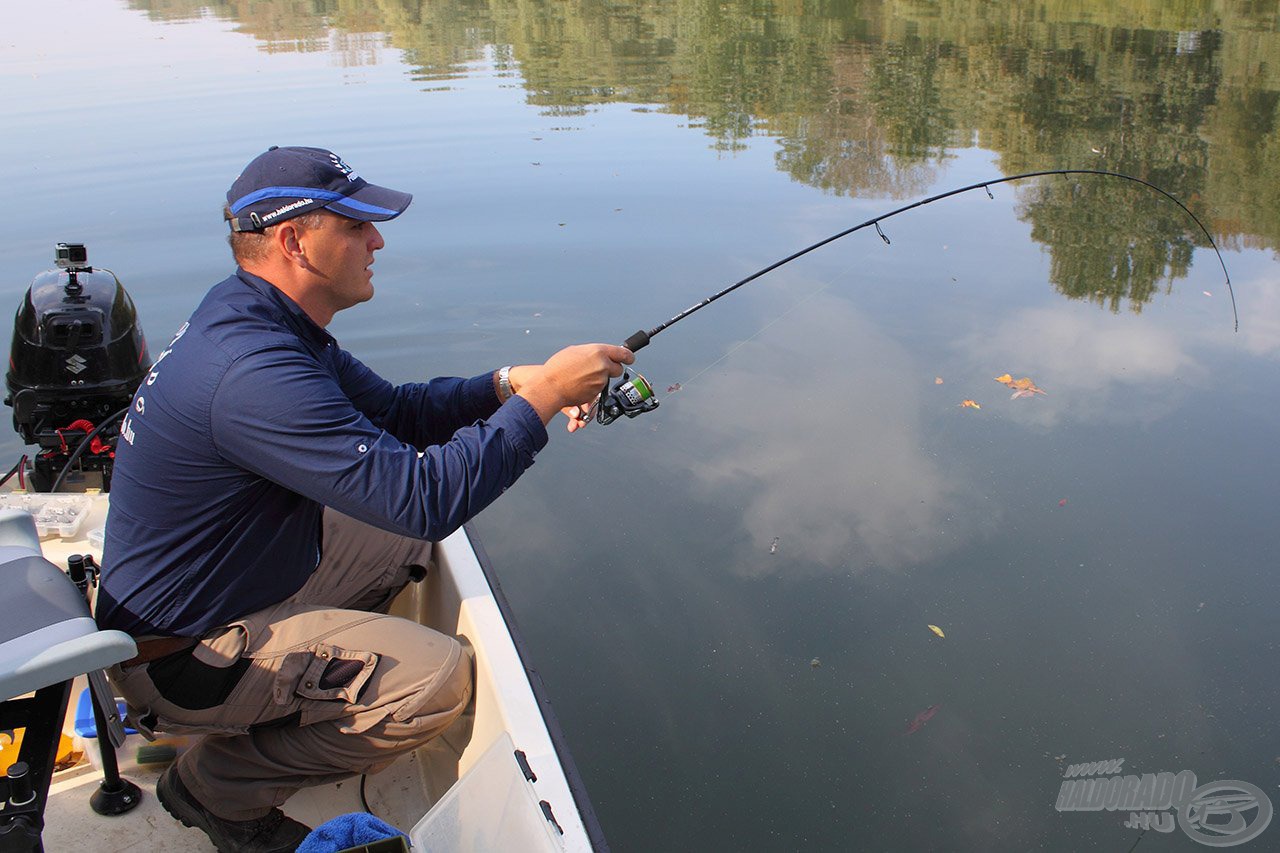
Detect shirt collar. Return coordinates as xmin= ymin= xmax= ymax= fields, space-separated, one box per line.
xmin=234 ymin=267 xmax=336 ymax=350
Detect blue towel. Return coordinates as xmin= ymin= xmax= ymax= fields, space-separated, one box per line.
xmin=297 ymin=812 xmax=409 ymax=853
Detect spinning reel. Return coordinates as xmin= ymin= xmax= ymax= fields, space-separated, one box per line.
xmin=590 ymin=368 xmax=659 ymax=425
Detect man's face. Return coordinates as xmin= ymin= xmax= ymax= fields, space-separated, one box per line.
xmin=296 ymin=211 xmax=385 ymax=312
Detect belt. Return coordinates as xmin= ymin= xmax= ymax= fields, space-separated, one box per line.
xmin=122 ymin=636 xmax=199 ymax=668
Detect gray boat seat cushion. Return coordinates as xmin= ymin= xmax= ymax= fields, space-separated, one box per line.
xmin=0 ymin=509 xmax=136 ymax=701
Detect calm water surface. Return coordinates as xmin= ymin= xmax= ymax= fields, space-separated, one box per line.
xmin=3 ymin=1 xmax=1279 ymax=850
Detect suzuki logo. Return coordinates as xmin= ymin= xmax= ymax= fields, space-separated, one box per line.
xmin=65 ymin=354 xmax=87 ymax=375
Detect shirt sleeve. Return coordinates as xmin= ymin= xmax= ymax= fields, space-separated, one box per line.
xmin=208 ymin=344 xmax=548 ymax=540
xmin=333 ymin=347 xmax=503 ymax=448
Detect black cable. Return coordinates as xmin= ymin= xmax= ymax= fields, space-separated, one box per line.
xmin=624 ymin=169 xmax=1237 ymax=352
xmin=50 ymin=405 xmax=131 ymax=493
xmin=0 ymin=455 xmax=26 ymax=489
xmin=359 ymin=772 xmax=372 ymax=814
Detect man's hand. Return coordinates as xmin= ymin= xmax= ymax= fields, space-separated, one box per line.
xmin=562 ymin=402 xmax=594 ymax=432
xmin=507 ymin=345 xmax=635 ymax=429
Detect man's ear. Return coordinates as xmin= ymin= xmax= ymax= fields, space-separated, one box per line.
xmin=275 ymin=221 xmax=306 ymax=267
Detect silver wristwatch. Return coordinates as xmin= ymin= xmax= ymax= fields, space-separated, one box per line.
xmin=497 ymin=365 xmax=514 ymax=402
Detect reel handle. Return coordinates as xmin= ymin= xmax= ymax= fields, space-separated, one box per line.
xmin=579 ymin=332 xmax=656 ymax=425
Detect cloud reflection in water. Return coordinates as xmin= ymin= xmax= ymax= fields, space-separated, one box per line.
xmin=679 ymin=291 xmax=993 ymax=575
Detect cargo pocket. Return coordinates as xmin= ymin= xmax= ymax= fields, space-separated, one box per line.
xmin=273 ymin=644 xmax=378 ymax=724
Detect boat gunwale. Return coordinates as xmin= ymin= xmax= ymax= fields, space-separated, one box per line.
xmin=461 ymin=521 xmax=611 ymax=853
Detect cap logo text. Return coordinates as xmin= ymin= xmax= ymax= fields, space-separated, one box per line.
xmin=329 ymin=152 xmax=360 ymax=182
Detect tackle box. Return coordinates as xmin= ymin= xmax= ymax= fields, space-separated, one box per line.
xmin=72 ymin=688 xmax=190 ymax=773
xmin=0 ymin=493 xmax=92 ymax=539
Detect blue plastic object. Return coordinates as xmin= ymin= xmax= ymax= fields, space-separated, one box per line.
xmin=73 ymin=687 xmax=137 ymax=738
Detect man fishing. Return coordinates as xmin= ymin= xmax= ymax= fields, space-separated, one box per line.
xmin=95 ymin=145 xmax=633 ymax=852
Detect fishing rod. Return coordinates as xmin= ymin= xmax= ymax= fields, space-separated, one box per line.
xmin=589 ymin=168 xmax=1237 ymax=425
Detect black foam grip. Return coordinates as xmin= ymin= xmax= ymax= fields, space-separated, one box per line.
xmin=623 ymin=330 xmax=651 ymax=352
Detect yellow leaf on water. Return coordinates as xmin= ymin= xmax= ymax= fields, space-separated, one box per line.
xmin=934 ymin=377 xmax=944 ymax=385
xmin=996 ymin=373 xmax=1046 ymax=397
xmin=960 ymin=399 xmax=981 ymax=409
xmin=928 ymin=624 xmax=945 ymax=638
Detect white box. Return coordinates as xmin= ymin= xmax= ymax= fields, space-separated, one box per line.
xmin=0 ymin=493 xmax=92 ymax=539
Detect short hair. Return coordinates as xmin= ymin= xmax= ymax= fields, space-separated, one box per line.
xmin=223 ymin=206 xmax=328 ymax=265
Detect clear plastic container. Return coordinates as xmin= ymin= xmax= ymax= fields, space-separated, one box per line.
xmin=0 ymin=493 xmax=92 ymax=539
xmin=410 ymin=733 xmax=563 ymax=852
xmin=76 ymin=732 xmax=192 ymax=775
xmin=72 ymin=689 xmax=190 ymax=774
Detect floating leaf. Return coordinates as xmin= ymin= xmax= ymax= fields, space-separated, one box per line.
xmin=996 ymin=373 xmax=1046 ymax=398
xmin=1058 ymin=498 xmax=1068 ymax=507
xmin=928 ymin=624 xmax=945 ymax=638
xmin=904 ymin=704 xmax=941 ymax=735
xmin=666 ymin=383 xmax=682 ymax=393
xmin=960 ymin=399 xmax=981 ymax=409
xmin=934 ymin=377 xmax=944 ymax=385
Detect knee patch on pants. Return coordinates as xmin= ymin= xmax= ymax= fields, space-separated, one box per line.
xmin=384 ymin=638 xmax=472 ymax=730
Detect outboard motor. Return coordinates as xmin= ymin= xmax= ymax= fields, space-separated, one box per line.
xmin=4 ymin=243 xmax=151 ymax=491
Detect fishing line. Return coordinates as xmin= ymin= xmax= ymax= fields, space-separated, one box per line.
xmin=669 ymin=190 xmax=891 ymax=392
xmin=672 ymin=185 xmax=941 ymax=392
xmin=591 ymin=169 xmax=1238 ymax=425
xmin=675 ymin=280 xmax=834 ymax=391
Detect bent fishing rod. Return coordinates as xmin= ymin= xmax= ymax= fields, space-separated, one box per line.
xmin=588 ymin=168 xmax=1237 ymax=425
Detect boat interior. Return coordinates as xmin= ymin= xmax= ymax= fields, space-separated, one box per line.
xmin=1 ymin=489 xmax=590 ymax=852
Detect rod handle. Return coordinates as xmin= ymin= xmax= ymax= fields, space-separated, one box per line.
xmin=623 ymin=329 xmax=650 ymax=352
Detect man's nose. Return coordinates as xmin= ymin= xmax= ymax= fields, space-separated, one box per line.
xmin=368 ymin=224 xmax=385 ymax=250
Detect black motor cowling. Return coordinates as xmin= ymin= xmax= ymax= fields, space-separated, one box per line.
xmin=4 ymin=245 xmax=151 ymax=491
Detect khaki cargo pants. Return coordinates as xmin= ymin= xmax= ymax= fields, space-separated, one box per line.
xmin=107 ymin=509 xmax=472 ymax=821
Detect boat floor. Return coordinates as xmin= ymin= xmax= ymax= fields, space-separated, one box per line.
xmin=40 ymin=680 xmax=473 ymax=851
xmin=43 ymin=736 xmax=448 ymax=851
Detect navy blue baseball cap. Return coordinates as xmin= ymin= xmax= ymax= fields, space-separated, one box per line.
xmin=226 ymin=146 xmax=413 ymax=232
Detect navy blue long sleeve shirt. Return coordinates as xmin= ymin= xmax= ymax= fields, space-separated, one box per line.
xmin=97 ymin=269 xmax=547 ymax=637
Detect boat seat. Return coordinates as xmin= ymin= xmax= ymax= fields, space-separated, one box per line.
xmin=0 ymin=509 xmax=137 ymax=851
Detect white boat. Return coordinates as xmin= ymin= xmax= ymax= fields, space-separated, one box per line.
xmin=1 ymin=488 xmax=609 ymax=851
